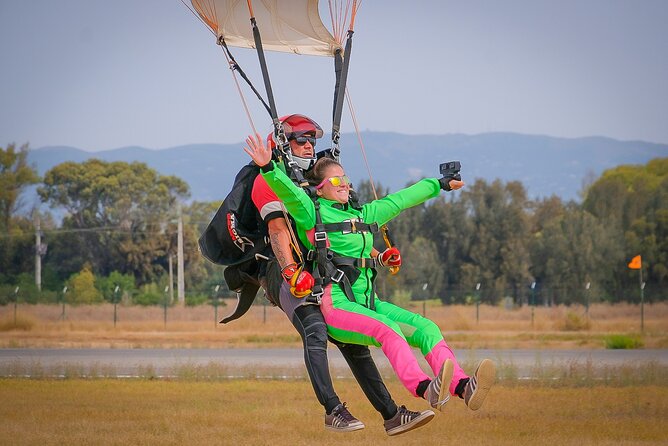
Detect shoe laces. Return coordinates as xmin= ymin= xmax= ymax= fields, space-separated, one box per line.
xmin=397 ymin=405 xmax=420 ymax=418
xmin=334 ymin=403 xmax=356 ymax=422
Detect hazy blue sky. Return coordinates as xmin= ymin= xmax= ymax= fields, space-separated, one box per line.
xmin=1 ymin=0 xmax=667 ymax=151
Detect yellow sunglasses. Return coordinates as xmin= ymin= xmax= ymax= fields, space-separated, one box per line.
xmin=316 ymin=175 xmax=351 ymax=189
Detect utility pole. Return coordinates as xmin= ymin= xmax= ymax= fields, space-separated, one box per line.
xmin=168 ymin=254 xmax=174 ymax=303
xmin=177 ymin=204 xmax=185 ymax=305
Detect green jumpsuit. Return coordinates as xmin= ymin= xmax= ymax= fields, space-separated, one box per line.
xmin=261 ymin=162 xmax=468 ymax=396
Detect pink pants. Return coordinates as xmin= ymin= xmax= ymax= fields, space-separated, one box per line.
xmin=321 ymin=286 xmax=468 ymax=396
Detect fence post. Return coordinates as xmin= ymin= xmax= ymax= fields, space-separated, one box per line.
xmin=475 ymin=283 xmax=481 ymax=324
xmin=60 ymin=286 xmax=68 ymax=321
xmin=214 ymin=285 xmax=220 ymax=329
xmin=13 ymin=287 xmax=19 ymax=326
xmin=163 ymin=286 xmax=169 ymax=329
xmin=530 ymin=282 xmax=536 ymax=329
xmin=113 ymin=285 xmax=120 ymax=328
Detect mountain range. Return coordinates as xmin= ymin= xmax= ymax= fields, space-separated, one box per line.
xmin=28 ymin=132 xmax=667 ymax=204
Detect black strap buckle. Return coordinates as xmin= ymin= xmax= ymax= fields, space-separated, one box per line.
xmin=307 ymin=286 xmax=323 ymax=304
xmin=341 ymin=219 xmax=359 ymax=235
xmin=331 ymin=269 xmax=345 ymax=283
xmin=314 ymin=231 xmax=327 ymax=242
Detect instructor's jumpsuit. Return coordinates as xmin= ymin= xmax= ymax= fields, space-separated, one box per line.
xmin=261 ymin=162 xmax=468 ymax=397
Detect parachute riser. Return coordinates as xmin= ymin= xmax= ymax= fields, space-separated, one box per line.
xmin=331 ymin=29 xmax=354 ymax=157
xmin=249 ymin=16 xmax=280 ymax=122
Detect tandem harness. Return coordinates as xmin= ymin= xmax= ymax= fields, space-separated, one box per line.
xmin=306 ymin=199 xmax=381 ymax=310
xmin=275 ymin=155 xmax=381 ymax=309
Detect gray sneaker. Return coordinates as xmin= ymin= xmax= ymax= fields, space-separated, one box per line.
xmin=324 ymin=403 xmax=365 ymax=432
xmin=384 ymin=405 xmax=435 ymax=436
xmin=425 ymin=359 xmax=454 ymax=412
xmin=464 ymin=359 xmax=496 ymax=410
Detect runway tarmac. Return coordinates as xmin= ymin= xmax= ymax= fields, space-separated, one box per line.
xmin=1 ymin=348 xmax=666 ymax=378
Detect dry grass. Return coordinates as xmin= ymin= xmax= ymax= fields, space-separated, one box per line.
xmin=0 ymin=301 xmax=666 ymax=349
xmin=0 ymin=378 xmax=666 ymax=445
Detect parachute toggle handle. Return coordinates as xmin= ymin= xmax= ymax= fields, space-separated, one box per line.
xmin=381 ymin=224 xmax=400 ymax=275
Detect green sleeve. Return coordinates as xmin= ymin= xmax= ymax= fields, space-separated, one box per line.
xmin=362 ymin=178 xmax=441 ymax=226
xmin=260 ymin=162 xmax=316 ymax=230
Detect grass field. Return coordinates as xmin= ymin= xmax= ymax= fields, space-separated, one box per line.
xmin=1 ymin=302 xmax=667 ymax=444
xmin=1 ymin=301 xmax=667 ymax=349
xmin=1 ymin=378 xmax=667 ymax=446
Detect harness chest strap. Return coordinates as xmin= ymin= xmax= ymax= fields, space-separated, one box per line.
xmin=309 ymin=201 xmax=378 ymax=309
xmin=322 ymin=219 xmax=379 ymax=235
xmin=310 ymin=216 xmax=380 ymax=270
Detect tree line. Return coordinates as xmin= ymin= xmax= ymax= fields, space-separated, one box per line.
xmin=365 ymin=157 xmax=667 ymax=305
xmin=1 ymin=142 xmax=665 ymax=306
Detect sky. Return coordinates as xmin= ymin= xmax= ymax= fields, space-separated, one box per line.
xmin=1 ymin=0 xmax=667 ymax=152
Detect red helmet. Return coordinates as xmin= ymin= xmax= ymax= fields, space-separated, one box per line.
xmin=266 ymin=114 xmax=324 ymax=149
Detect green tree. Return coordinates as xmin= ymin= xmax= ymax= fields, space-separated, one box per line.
xmin=354 ymin=180 xmax=389 ymax=205
xmin=457 ymin=179 xmax=532 ymax=303
xmin=183 ymin=201 xmax=230 ymax=296
xmin=420 ymin=195 xmax=470 ymax=302
xmin=0 ymin=143 xmax=40 ymax=232
xmin=0 ymin=143 xmax=40 ymax=282
xmin=583 ymin=158 xmax=667 ymax=297
xmin=38 ymin=160 xmax=190 ymax=284
xmin=67 ymin=266 xmax=102 ymax=304
xmin=400 ymin=236 xmax=444 ymax=300
xmin=96 ymin=271 xmax=136 ymax=302
xmin=530 ymin=203 xmax=621 ymax=304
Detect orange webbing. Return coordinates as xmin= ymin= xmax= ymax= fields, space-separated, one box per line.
xmin=349 ymin=0 xmax=359 ymax=32
xmin=190 ymin=0 xmax=220 ymax=35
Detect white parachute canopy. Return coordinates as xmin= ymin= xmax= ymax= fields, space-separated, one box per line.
xmin=191 ymin=0 xmax=342 ymax=56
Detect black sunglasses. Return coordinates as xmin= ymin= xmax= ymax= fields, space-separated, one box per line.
xmin=292 ymin=135 xmax=317 ymax=147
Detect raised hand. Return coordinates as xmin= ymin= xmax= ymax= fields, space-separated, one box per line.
xmin=243 ymin=133 xmax=272 ymax=167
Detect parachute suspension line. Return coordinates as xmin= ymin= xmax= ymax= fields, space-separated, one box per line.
xmin=329 ymin=0 xmax=355 ymax=43
xmin=345 ymin=88 xmax=378 ymax=201
xmin=345 ymin=74 xmax=399 ymax=276
xmin=183 ymin=1 xmax=266 ymax=133
xmin=218 ymin=39 xmax=259 ymax=137
xmin=218 ymin=38 xmax=272 ymax=117
xmin=244 ymin=0 xmax=306 ymax=265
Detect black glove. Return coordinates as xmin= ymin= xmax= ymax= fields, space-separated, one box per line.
xmin=439 ymin=173 xmax=461 ymax=191
xmin=438 ymin=161 xmax=461 ymax=191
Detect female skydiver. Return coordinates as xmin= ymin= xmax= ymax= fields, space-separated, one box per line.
xmin=244 ymin=133 xmax=496 ymax=414
xmin=251 ymin=114 xmax=434 ymax=436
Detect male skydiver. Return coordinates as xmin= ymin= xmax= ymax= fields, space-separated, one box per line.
xmin=250 ymin=114 xmax=433 ymax=436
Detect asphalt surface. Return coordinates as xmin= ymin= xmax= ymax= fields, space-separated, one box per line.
xmin=1 ymin=348 xmax=666 ymax=378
